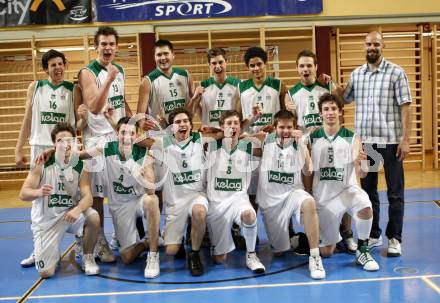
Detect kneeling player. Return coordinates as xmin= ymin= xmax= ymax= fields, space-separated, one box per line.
xmin=255 ymin=109 xmax=325 ymax=279
xmin=310 ymin=93 xmax=379 ymax=271
xmin=206 ymin=110 xmax=265 ymax=273
xmin=19 ymin=122 xmax=100 ymax=278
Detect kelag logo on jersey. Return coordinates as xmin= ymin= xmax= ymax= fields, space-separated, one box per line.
xmin=49 ymin=194 xmax=73 ymax=208
xmin=319 ymin=167 xmax=344 ymax=181
xmin=40 ymin=112 xmax=66 ymax=124
xmin=173 ymin=170 xmax=201 ymax=185
xmin=303 ymin=113 xmax=322 ymax=127
xmin=251 ymin=113 xmax=272 ymax=127
xmin=113 ymin=182 xmax=137 ymax=195
xmin=109 ymin=95 xmax=124 ymax=110
xmin=268 ymin=170 xmax=294 ymax=185
xmin=209 ymin=109 xmax=225 ymax=122
xmin=95 ymin=0 xmax=323 ymax=22
xmin=164 ymin=99 xmax=185 ymax=114
xmin=215 ymin=177 xmax=242 ymax=191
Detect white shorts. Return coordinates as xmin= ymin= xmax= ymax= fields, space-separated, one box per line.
xmin=84 ymin=135 xmax=114 ymax=198
xmin=317 ymin=185 xmax=371 ymax=247
xmin=109 ymin=196 xmax=145 ymax=252
xmin=163 ymin=193 xmax=208 ymax=245
xmin=33 ymin=208 xmax=95 ymax=273
xmin=261 ymin=188 xmax=312 ymax=253
xmin=207 ymin=195 xmax=256 ymax=255
xmin=30 ymin=145 xmax=52 ymax=169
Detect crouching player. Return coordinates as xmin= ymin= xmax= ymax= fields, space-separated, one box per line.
xmin=255 ymin=109 xmax=325 ymax=279
xmin=206 ymin=110 xmax=265 ymax=273
xmin=310 ymin=93 xmax=379 ymax=271
xmin=19 ymin=122 xmax=100 ymax=278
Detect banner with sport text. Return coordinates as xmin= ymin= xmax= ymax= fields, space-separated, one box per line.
xmin=0 ymin=0 xmax=91 ymax=27
xmin=95 ymin=0 xmax=323 ymax=22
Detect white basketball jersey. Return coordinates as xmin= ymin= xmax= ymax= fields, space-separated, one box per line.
xmin=206 ymin=140 xmax=253 ymax=204
xmin=288 ymin=82 xmax=330 ymax=131
xmin=146 ymin=67 xmax=190 ymax=122
xmin=31 ymin=154 xmax=83 ymax=232
xmin=310 ymin=127 xmax=357 ymax=203
xmin=200 ymin=76 xmax=240 ymax=128
xmin=239 ymin=77 xmax=281 ymax=134
xmin=82 ymin=60 xmax=125 ymax=139
xmin=103 ymin=141 xmax=148 ymax=206
xmin=159 ymin=132 xmax=206 ymax=211
xmin=256 ymin=133 xmax=304 ymax=209
xmin=29 ymin=80 xmax=75 ymax=146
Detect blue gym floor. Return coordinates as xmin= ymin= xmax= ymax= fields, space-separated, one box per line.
xmin=1 ymin=188 xmax=439 ymax=302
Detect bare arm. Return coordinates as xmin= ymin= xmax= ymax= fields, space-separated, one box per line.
xmin=137 ymin=77 xmax=151 ymax=114
xmin=124 ymin=100 xmax=133 ymax=117
xmin=284 ymin=92 xmax=296 ymax=112
xmin=78 ymin=64 xmax=119 ymax=114
xmin=19 ymin=164 xmax=52 ymax=201
xmin=74 ymin=85 xmax=88 ymax=131
xmin=397 ymin=103 xmax=412 ymax=161
xmin=279 ymin=82 xmax=287 ymax=110
xmin=15 ymin=81 xmax=36 ymax=168
xmin=187 ymin=85 xmax=203 ymax=118
xmin=353 ymin=136 xmax=368 ymax=178
xmin=187 ymin=73 xmax=195 ymax=100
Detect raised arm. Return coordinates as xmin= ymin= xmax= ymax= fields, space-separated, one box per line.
xmin=279 ymin=81 xmax=287 ymax=110
xmin=187 ymin=85 xmax=204 ymax=118
xmin=15 ymin=81 xmax=36 ymax=168
xmin=78 ymin=64 xmax=119 ymax=114
xmin=19 ymin=165 xmax=50 ymax=201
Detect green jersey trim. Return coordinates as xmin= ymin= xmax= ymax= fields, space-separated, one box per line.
xmin=37 ymin=80 xmax=74 ymax=91
xmin=240 ymin=76 xmax=281 ymax=94
xmin=147 ymin=67 xmax=188 ymax=82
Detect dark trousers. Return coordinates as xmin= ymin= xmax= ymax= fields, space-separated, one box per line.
xmin=360 ymin=144 xmax=405 ymax=242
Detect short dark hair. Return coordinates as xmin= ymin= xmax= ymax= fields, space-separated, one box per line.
xmin=168 ymin=108 xmax=192 ymax=126
xmin=273 ymin=109 xmax=298 ymax=127
xmin=116 ymin=116 xmax=138 ymax=132
xmin=244 ymin=46 xmax=267 ymax=66
xmin=219 ymin=110 xmax=241 ymax=126
xmin=51 ymin=122 xmax=75 ymax=143
xmin=318 ymin=93 xmax=343 ymax=112
xmin=42 ymin=49 xmax=66 ymax=70
xmin=94 ymin=26 xmax=119 ymax=46
xmin=296 ymin=50 xmax=317 ymax=65
xmin=207 ymin=47 xmax=227 ymax=63
xmin=153 ymin=39 xmax=174 ymax=53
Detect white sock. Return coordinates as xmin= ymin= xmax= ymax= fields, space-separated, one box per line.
xmin=355 ymin=216 xmax=372 ymax=241
xmin=242 ymin=222 xmax=257 ymax=253
xmin=310 ymin=248 xmax=320 ymax=257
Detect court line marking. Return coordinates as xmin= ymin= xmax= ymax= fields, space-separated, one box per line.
xmin=16 ymin=241 xmax=76 ymax=303
xmin=0 ymin=274 xmax=437 ymax=301
xmin=421 ymin=277 xmax=440 ymax=295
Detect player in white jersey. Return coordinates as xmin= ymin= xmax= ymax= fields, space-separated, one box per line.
xmin=254 ymin=109 xmax=325 ymax=279
xmin=137 ymin=39 xmax=194 ymax=130
xmin=19 ymin=123 xmax=100 ymax=278
xmin=286 ymin=50 xmax=356 ymax=254
xmin=15 ymin=50 xmax=79 ymax=267
xmin=206 ymin=110 xmax=265 ymax=274
xmin=188 ymin=47 xmax=240 ymax=132
xmin=309 ymin=93 xmax=379 ymax=271
xmin=79 ymin=26 xmax=131 ymax=263
xmin=79 ymin=117 xmax=161 ymax=278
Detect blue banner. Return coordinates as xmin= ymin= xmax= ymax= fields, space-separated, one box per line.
xmin=95 ymin=0 xmax=323 ymax=22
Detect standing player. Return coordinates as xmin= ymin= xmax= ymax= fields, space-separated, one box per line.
xmin=206 ymin=110 xmax=265 ymax=274
xmin=78 ymin=26 xmax=129 ymax=263
xmin=310 ymin=93 xmax=379 ymax=271
xmin=255 ymin=109 xmax=325 ymax=279
xmin=188 ymin=47 xmax=240 ymax=132
xmin=19 ymin=122 xmax=100 ymax=278
xmin=15 ymin=49 xmax=78 ymax=267
xmin=137 ymin=39 xmax=194 ymax=128
xmin=286 ymin=50 xmax=356 ymax=254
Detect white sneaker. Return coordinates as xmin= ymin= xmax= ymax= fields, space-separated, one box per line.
xmin=20 ymin=252 xmax=35 ymax=268
xmin=74 ymin=236 xmax=83 ymax=259
xmin=387 ymin=238 xmax=401 ymax=257
xmin=144 ymin=251 xmax=160 ymax=278
xmin=246 ymin=252 xmax=265 ymax=274
xmin=356 ymin=246 xmax=380 ymax=271
xmin=368 ymin=236 xmax=383 ymax=249
xmin=309 ymin=255 xmax=326 ymax=279
xmin=82 ymin=253 xmax=100 ymax=275
xmin=95 ymin=237 xmax=116 ymax=263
